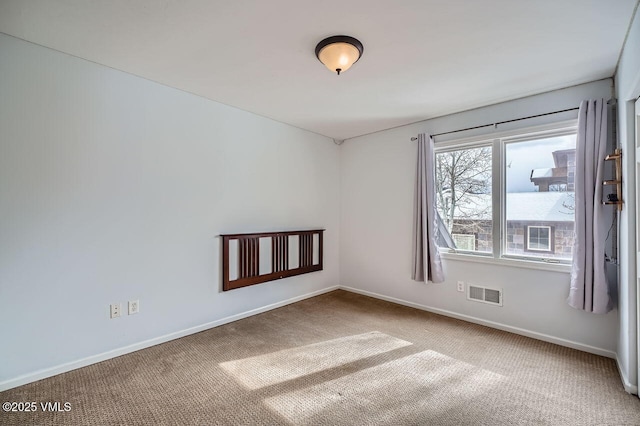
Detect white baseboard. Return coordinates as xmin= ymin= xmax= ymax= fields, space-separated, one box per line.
xmin=0 ymin=285 xmax=339 ymax=392
xmin=339 ymin=286 xmax=617 ymax=359
xmin=616 ymin=355 xmax=639 ymax=395
xmin=1 ymin=284 xmax=627 ymax=392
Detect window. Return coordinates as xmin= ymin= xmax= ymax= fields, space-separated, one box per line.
xmin=526 ymin=226 xmax=552 ymax=252
xmin=505 ymin=133 xmax=575 ymax=261
xmin=435 ymin=123 xmax=576 ymax=264
xmin=435 ymin=145 xmax=492 ymax=253
xmin=548 ymin=183 xmax=568 ymax=192
xmin=452 ymin=234 xmax=476 ymax=251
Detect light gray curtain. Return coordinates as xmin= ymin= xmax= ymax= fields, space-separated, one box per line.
xmin=568 ymin=99 xmax=613 ymax=314
xmin=412 ymin=133 xmax=444 ymax=283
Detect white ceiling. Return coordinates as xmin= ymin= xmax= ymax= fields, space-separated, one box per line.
xmin=0 ymin=1 xmax=638 ymax=140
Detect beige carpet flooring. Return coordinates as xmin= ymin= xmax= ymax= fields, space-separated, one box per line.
xmin=1 ymin=290 xmax=640 ymax=425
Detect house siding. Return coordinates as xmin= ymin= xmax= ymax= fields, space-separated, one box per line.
xmin=451 ymin=220 xmax=574 ymax=259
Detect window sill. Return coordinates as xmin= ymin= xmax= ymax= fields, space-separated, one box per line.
xmin=439 ymin=251 xmax=571 ymax=274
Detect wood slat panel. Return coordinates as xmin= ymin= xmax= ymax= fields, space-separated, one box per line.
xmin=283 ymin=235 xmax=287 ymax=271
xmin=222 ymin=229 xmax=324 ymax=291
xmin=239 ymin=238 xmax=246 ymax=279
xmin=253 ymin=237 xmax=259 ymax=276
xmin=272 ymin=237 xmax=278 ymax=273
xmin=299 ymin=232 xmax=314 ymax=268
xmin=237 ymin=237 xmax=260 ymax=279
xmin=271 ymin=234 xmax=289 ymax=273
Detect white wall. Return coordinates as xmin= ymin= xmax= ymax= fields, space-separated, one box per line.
xmin=1 ymin=27 xmax=633 ymax=393
xmin=0 ymin=34 xmax=340 ymax=389
xmin=340 ymin=79 xmax=619 ymax=355
xmin=615 ymin=6 xmax=640 ymax=393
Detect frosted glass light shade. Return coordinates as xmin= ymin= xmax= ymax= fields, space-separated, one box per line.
xmin=315 ymin=36 xmax=364 ymax=75
xmin=318 ymin=42 xmax=359 ymax=74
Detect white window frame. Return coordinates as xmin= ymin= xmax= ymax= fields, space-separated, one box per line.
xmin=526 ymin=226 xmax=552 ymax=252
xmin=434 ymin=120 xmax=577 ymax=272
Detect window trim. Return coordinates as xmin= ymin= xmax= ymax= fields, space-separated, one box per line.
xmin=440 ymin=251 xmax=571 ymax=273
xmin=434 ymin=119 xmax=577 ymax=268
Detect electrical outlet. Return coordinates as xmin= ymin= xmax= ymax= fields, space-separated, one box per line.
xmin=110 ymin=303 xmax=121 ymax=319
xmin=128 ymin=300 xmax=139 ymax=315
xmin=457 ymin=281 xmax=465 ymax=292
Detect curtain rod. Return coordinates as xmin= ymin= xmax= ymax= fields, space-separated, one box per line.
xmin=410 ymin=107 xmax=580 ymax=140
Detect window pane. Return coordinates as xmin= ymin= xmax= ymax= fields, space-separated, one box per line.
xmin=452 ymin=234 xmax=476 ymax=251
xmin=505 ymin=135 xmax=576 ymax=260
xmin=435 ymin=145 xmax=492 ymax=253
xmin=527 ymin=226 xmax=551 ymax=251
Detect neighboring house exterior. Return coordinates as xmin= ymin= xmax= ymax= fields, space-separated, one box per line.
xmin=530 ymin=149 xmax=576 ymax=192
xmin=443 ymin=149 xmax=576 ymax=259
xmin=447 ymin=192 xmax=575 ymax=259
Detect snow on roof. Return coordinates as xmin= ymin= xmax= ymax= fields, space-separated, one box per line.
xmin=507 ymin=192 xmax=574 ymax=222
xmin=452 ymin=192 xmax=574 ymax=222
xmin=530 ymin=168 xmax=553 ymax=179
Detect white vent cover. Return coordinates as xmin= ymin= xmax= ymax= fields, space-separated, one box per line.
xmin=467 ymin=285 xmax=503 ymax=306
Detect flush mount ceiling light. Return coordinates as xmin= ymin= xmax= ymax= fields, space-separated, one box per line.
xmin=315 ymin=35 xmax=364 ymax=75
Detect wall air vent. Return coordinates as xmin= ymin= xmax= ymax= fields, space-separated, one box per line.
xmin=467 ymin=285 xmax=503 ymax=306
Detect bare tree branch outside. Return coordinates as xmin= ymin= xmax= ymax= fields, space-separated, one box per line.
xmin=435 ymin=146 xmax=492 ymax=235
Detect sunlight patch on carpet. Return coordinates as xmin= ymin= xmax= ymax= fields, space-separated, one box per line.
xmin=264 ymin=350 xmax=506 ymax=425
xmin=220 ymin=331 xmax=412 ymax=389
